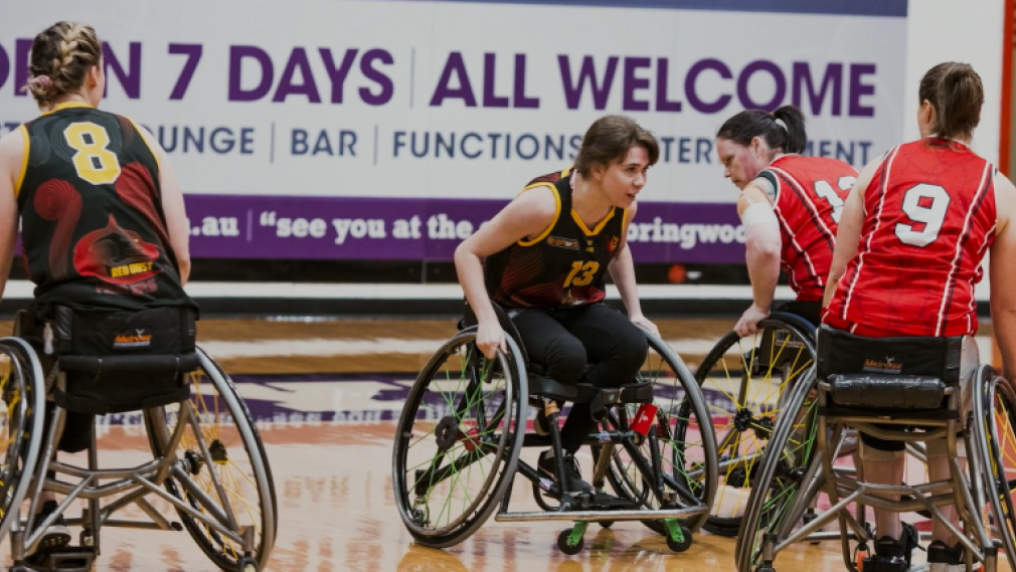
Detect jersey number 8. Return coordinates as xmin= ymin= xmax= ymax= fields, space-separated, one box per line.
xmin=63 ymin=122 xmax=122 ymax=185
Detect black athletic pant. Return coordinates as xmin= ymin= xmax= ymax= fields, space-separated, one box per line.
xmin=510 ymin=303 xmax=648 ymax=454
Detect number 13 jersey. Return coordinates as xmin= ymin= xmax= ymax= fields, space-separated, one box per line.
xmin=825 ymin=139 xmax=996 ymax=337
xmin=484 ymin=168 xmax=626 ymax=309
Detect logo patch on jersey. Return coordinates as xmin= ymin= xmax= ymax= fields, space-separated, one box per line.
xmin=547 ymin=236 xmax=579 ymax=250
xmin=606 ymin=237 xmax=620 ymax=253
xmin=73 ymin=214 xmax=162 ymax=286
xmin=113 ymin=328 xmax=153 ymax=349
xmin=862 ymin=356 xmax=903 ymax=374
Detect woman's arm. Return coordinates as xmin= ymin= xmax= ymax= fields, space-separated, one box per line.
xmin=822 ymin=158 xmax=878 ymax=308
xmin=0 ymin=130 xmax=24 ymax=302
xmin=135 ymin=125 xmax=191 ymax=285
xmin=991 ymin=171 xmax=1016 ymax=382
xmin=734 ymin=184 xmax=781 ymax=336
xmin=454 ymin=186 xmax=558 ymax=358
xmin=607 ymin=202 xmax=658 ymax=336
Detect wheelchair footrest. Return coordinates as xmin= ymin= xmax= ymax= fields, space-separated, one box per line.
xmin=828 ymin=373 xmax=946 ymax=409
xmin=590 ymin=492 xmax=640 ymax=511
xmin=24 ymin=546 xmax=96 ymax=572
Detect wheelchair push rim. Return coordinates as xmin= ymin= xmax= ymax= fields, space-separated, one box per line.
xmin=734 ymin=368 xmax=821 ymax=572
xmin=145 ymin=347 xmax=278 ymax=571
xmin=391 ymin=328 xmax=527 ymax=548
xmin=694 ymin=316 xmax=816 ymax=536
xmin=0 ymin=338 xmax=46 ymax=545
xmin=977 ymin=367 xmax=1016 ymax=570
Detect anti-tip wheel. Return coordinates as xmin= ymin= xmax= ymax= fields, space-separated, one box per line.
xmin=666 ymin=527 xmax=693 ymax=553
xmin=599 ymin=520 xmax=614 ymax=529
xmin=239 ymin=557 xmax=259 ymax=572
xmin=557 ymin=529 xmax=584 ymax=555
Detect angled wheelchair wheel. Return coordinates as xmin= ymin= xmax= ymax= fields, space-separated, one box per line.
xmin=0 ymin=339 xmax=46 ymax=542
xmin=392 ymin=328 xmax=527 ymax=548
xmin=608 ymin=332 xmax=718 ymax=534
xmin=734 ymin=369 xmax=821 ymax=572
xmin=974 ymin=366 xmax=1016 ymax=568
xmin=145 ymin=348 xmax=278 ymax=572
xmin=694 ymin=314 xmax=816 ymax=536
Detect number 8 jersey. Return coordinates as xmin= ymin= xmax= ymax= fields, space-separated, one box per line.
xmin=825 ymin=139 xmax=996 ymax=337
xmin=484 ymin=168 xmax=626 ymax=309
xmin=15 ymin=103 xmax=194 ymax=314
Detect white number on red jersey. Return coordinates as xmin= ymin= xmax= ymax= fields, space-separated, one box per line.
xmin=813 ymin=176 xmax=856 ymax=223
xmin=895 ymin=183 xmax=951 ymax=247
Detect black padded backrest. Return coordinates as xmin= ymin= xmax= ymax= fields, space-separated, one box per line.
xmin=816 ymin=324 xmax=962 ymax=385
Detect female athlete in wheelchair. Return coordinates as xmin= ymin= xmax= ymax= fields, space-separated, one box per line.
xmin=735 ymin=62 xmax=1016 ymax=572
xmin=0 ymin=22 xmax=275 ymax=571
xmin=390 ymin=115 xmax=718 ymax=554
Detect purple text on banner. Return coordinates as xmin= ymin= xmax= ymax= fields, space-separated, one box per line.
xmin=184 ymin=195 xmax=746 ymax=264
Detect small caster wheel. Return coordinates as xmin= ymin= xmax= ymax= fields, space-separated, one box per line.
xmin=754 ymin=568 xmax=776 ymax=572
xmin=238 ymin=556 xmax=259 ymax=572
xmin=599 ymin=520 xmax=614 ymax=529
xmin=557 ymin=528 xmax=584 ymax=555
xmin=665 ymin=527 xmax=693 ymax=553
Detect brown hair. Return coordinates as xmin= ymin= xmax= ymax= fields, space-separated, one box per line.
xmin=574 ymin=115 xmax=660 ymax=176
xmin=24 ymin=22 xmax=102 ymax=107
xmin=919 ymin=62 xmax=983 ymax=140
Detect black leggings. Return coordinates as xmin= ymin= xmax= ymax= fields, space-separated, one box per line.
xmin=511 ymin=303 xmax=648 ymax=453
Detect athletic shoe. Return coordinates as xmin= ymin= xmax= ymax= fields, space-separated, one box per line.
xmin=538 ymin=450 xmax=593 ymax=495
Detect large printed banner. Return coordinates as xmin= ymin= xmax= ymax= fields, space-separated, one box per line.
xmin=0 ymin=0 xmax=908 ymax=262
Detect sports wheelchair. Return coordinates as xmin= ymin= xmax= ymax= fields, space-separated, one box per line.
xmin=694 ymin=310 xmax=823 ymax=536
xmin=0 ymin=306 xmax=277 ymax=572
xmin=391 ymin=305 xmax=718 ymax=555
xmin=735 ymin=324 xmax=1016 ymax=572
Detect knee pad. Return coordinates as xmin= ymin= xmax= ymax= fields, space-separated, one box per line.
xmin=925 ymin=437 xmax=966 ymax=459
xmin=859 ymin=438 xmax=905 ymax=461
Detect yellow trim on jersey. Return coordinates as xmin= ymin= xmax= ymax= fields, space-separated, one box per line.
xmin=40 ymin=101 xmax=95 ymax=117
xmin=517 ymin=182 xmax=562 ymax=247
xmin=127 ymin=117 xmax=162 ymax=174
xmin=619 ymin=207 xmax=629 ymax=240
xmin=572 ymin=206 xmax=616 ymax=236
xmin=561 ymin=166 xmax=573 ymax=178
xmin=13 ymin=125 xmax=29 ymax=197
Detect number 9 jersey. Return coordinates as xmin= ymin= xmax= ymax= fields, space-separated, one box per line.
xmin=824 ymin=139 xmax=996 ymax=337
xmin=484 ymin=168 xmax=627 ymax=309
xmin=15 ymin=103 xmax=195 ymax=314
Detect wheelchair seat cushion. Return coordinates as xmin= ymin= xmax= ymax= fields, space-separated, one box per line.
xmin=31 ymin=305 xmax=199 ymax=415
xmin=827 ymin=374 xmax=946 ymax=410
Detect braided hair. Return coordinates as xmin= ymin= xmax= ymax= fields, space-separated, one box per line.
xmin=24 ymin=22 xmax=102 ymax=107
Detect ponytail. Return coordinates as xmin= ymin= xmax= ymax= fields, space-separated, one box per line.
xmin=716 ymin=105 xmax=807 ymax=154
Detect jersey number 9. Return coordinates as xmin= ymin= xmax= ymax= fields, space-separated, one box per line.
xmin=63 ymin=122 xmax=122 ymax=185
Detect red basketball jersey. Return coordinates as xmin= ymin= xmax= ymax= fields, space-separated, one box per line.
xmin=759 ymin=155 xmax=858 ymax=302
xmin=824 ymin=139 xmax=996 ymax=337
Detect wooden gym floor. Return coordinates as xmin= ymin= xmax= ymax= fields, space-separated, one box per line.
xmin=0 ymin=316 xmax=1002 ymax=571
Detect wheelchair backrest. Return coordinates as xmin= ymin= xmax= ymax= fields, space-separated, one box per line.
xmin=816 ymin=324 xmax=962 ymax=385
xmin=24 ymin=305 xmax=199 ymax=414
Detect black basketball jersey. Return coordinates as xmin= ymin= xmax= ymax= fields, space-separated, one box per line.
xmin=485 ymin=167 xmax=627 ymax=309
xmin=15 ymin=102 xmax=195 ymax=315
